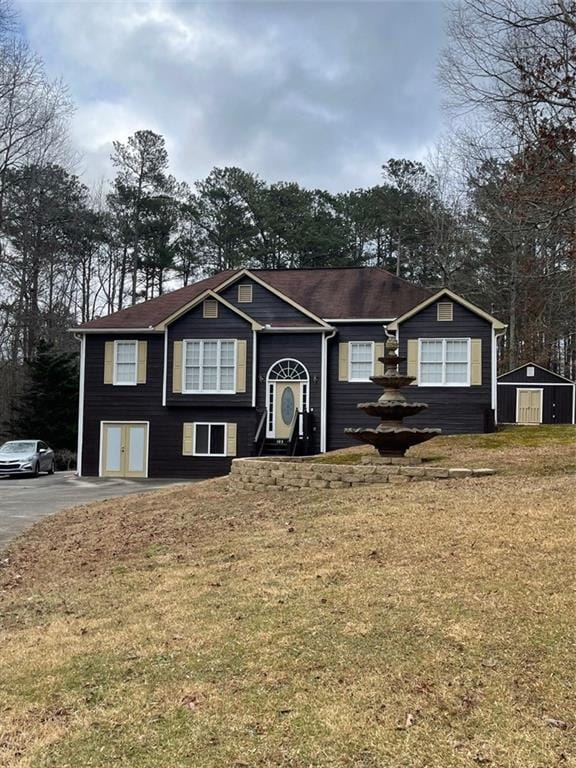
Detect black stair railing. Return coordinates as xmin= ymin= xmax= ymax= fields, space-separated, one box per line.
xmin=287 ymin=410 xmax=301 ymax=457
xmin=254 ymin=410 xmax=268 ymax=456
xmin=301 ymin=410 xmax=315 ymax=455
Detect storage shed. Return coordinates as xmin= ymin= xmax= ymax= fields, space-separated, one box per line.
xmin=497 ymin=363 xmax=575 ymax=425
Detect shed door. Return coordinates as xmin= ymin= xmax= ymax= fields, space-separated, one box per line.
xmin=517 ymin=389 xmax=542 ymax=424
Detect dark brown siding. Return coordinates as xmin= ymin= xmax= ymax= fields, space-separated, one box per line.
xmin=326 ymin=322 xmax=388 ymax=451
xmin=497 ymin=383 xmax=574 ymax=423
xmin=398 ymin=301 xmax=494 ymax=434
xmin=219 ymin=277 xmax=319 ymax=326
xmin=256 ymin=332 xmax=323 ymax=453
xmin=166 ymin=302 xmax=253 ymax=407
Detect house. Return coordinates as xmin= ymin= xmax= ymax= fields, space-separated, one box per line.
xmin=73 ymin=268 xmax=507 ymax=479
xmin=497 ymin=363 xmax=575 ymax=425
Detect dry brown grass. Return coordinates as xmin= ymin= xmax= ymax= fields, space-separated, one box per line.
xmin=0 ymin=428 xmax=575 ymax=767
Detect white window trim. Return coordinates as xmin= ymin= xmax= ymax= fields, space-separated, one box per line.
xmin=113 ymin=339 xmax=138 ymax=386
xmin=193 ymin=422 xmax=228 ymax=457
xmin=418 ymin=338 xmax=471 ymax=387
xmin=265 ymin=358 xmax=310 ymax=439
xmin=348 ymin=341 xmax=375 ymax=383
xmin=182 ymin=339 xmax=237 ymax=395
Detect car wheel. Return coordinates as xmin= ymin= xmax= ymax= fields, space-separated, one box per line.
xmin=48 ymin=461 xmax=55 ymax=475
xmin=32 ymin=462 xmax=40 ymax=478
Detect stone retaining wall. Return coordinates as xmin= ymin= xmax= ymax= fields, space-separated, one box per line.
xmin=230 ymin=457 xmax=495 ymax=491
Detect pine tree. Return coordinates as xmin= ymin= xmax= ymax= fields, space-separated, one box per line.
xmin=11 ymin=340 xmax=78 ymax=451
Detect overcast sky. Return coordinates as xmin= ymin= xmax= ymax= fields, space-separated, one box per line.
xmin=16 ymin=0 xmax=447 ymax=192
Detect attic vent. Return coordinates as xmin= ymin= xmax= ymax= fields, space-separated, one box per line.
xmin=526 ymin=366 xmax=535 ymax=377
xmin=238 ymin=284 xmax=253 ymax=303
xmin=437 ymin=302 xmax=453 ymax=322
xmin=203 ymin=299 xmax=219 ymax=319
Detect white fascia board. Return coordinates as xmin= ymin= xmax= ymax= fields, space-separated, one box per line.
xmin=323 ymin=318 xmax=394 ymax=323
xmin=259 ymin=326 xmax=335 ymax=333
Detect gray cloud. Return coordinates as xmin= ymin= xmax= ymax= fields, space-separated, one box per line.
xmin=16 ymin=0 xmax=446 ymax=191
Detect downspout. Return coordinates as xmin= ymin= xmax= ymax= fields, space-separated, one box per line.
xmin=162 ymin=328 xmax=168 ymax=407
xmin=321 ymin=328 xmax=336 ymax=453
xmin=252 ymin=328 xmax=257 ymax=408
xmin=74 ymin=333 xmax=86 ymax=477
xmin=493 ymin=328 xmax=506 ymax=426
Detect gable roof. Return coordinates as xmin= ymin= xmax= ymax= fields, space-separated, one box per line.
xmin=76 ymin=267 xmax=433 ymax=331
xmin=498 ymin=362 xmax=575 ymax=384
xmin=387 ymin=287 xmax=507 ymax=332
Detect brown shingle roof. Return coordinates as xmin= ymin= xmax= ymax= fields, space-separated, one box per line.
xmin=251 ymin=268 xmax=431 ymax=320
xmin=77 ymin=267 xmax=432 ymax=330
xmin=77 ymin=271 xmax=238 ymax=329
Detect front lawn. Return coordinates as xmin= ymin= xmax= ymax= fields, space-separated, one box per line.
xmin=1 ymin=427 xmax=575 ymax=767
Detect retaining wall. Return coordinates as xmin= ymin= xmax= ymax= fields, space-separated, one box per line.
xmin=229 ymin=457 xmax=495 ymax=491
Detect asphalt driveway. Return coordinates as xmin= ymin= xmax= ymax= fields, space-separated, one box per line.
xmin=0 ymin=472 xmax=190 ymax=549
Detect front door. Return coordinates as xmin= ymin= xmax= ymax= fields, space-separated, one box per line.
xmin=101 ymin=423 xmax=148 ymax=477
xmin=274 ymin=382 xmax=300 ymax=439
xmin=517 ymin=389 xmax=542 ymax=424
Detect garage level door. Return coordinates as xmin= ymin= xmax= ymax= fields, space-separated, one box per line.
xmin=100 ymin=422 xmax=149 ymax=477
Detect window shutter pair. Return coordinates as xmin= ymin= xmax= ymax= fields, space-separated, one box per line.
xmin=182 ymin=423 xmax=237 ymax=456
xmin=338 ymin=342 xmax=385 ymax=382
xmin=103 ymin=340 xmax=147 ymax=384
xmin=172 ymin=340 xmax=247 ymax=393
xmin=406 ymin=338 xmax=482 ymax=385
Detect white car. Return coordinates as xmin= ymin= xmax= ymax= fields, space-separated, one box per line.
xmin=0 ymin=440 xmax=56 ymax=477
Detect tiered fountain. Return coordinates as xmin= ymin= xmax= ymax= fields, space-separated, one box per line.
xmin=345 ymin=337 xmax=441 ymax=456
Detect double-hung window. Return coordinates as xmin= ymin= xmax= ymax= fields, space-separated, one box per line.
xmin=194 ymin=423 xmax=226 ymax=456
xmin=183 ymin=340 xmax=236 ymax=393
xmin=114 ymin=340 xmax=137 ymax=385
xmin=419 ymin=338 xmax=470 ymax=386
xmin=349 ymin=342 xmax=374 ymax=382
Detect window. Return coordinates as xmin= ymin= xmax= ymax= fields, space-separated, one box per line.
xmin=526 ymin=366 xmax=535 ymax=377
xmin=114 ymin=340 xmax=137 ymax=385
xmin=349 ymin=342 xmax=374 ymax=381
xmin=420 ymin=339 xmax=469 ymax=386
xmin=437 ymin=302 xmax=453 ymax=322
xmin=183 ymin=340 xmax=236 ymax=393
xmin=203 ymin=299 xmax=219 ymax=318
xmin=237 ymin=284 xmax=253 ymax=303
xmin=194 ymin=423 xmax=226 ymax=456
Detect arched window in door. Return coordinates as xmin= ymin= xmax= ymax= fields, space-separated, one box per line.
xmin=266 ymin=359 xmax=309 ymax=435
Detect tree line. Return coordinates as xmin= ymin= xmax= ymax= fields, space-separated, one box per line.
xmin=0 ymin=0 xmax=574 ymax=450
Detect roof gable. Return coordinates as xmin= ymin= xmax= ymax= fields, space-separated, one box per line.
xmin=498 ymin=362 xmax=574 ymax=384
xmin=157 ymin=289 xmax=263 ymax=331
xmin=387 ymin=288 xmax=507 ymax=332
xmin=214 ymin=270 xmax=330 ymax=327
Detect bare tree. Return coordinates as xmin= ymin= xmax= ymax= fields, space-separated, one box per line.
xmin=0 ymin=39 xmax=72 ymax=226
